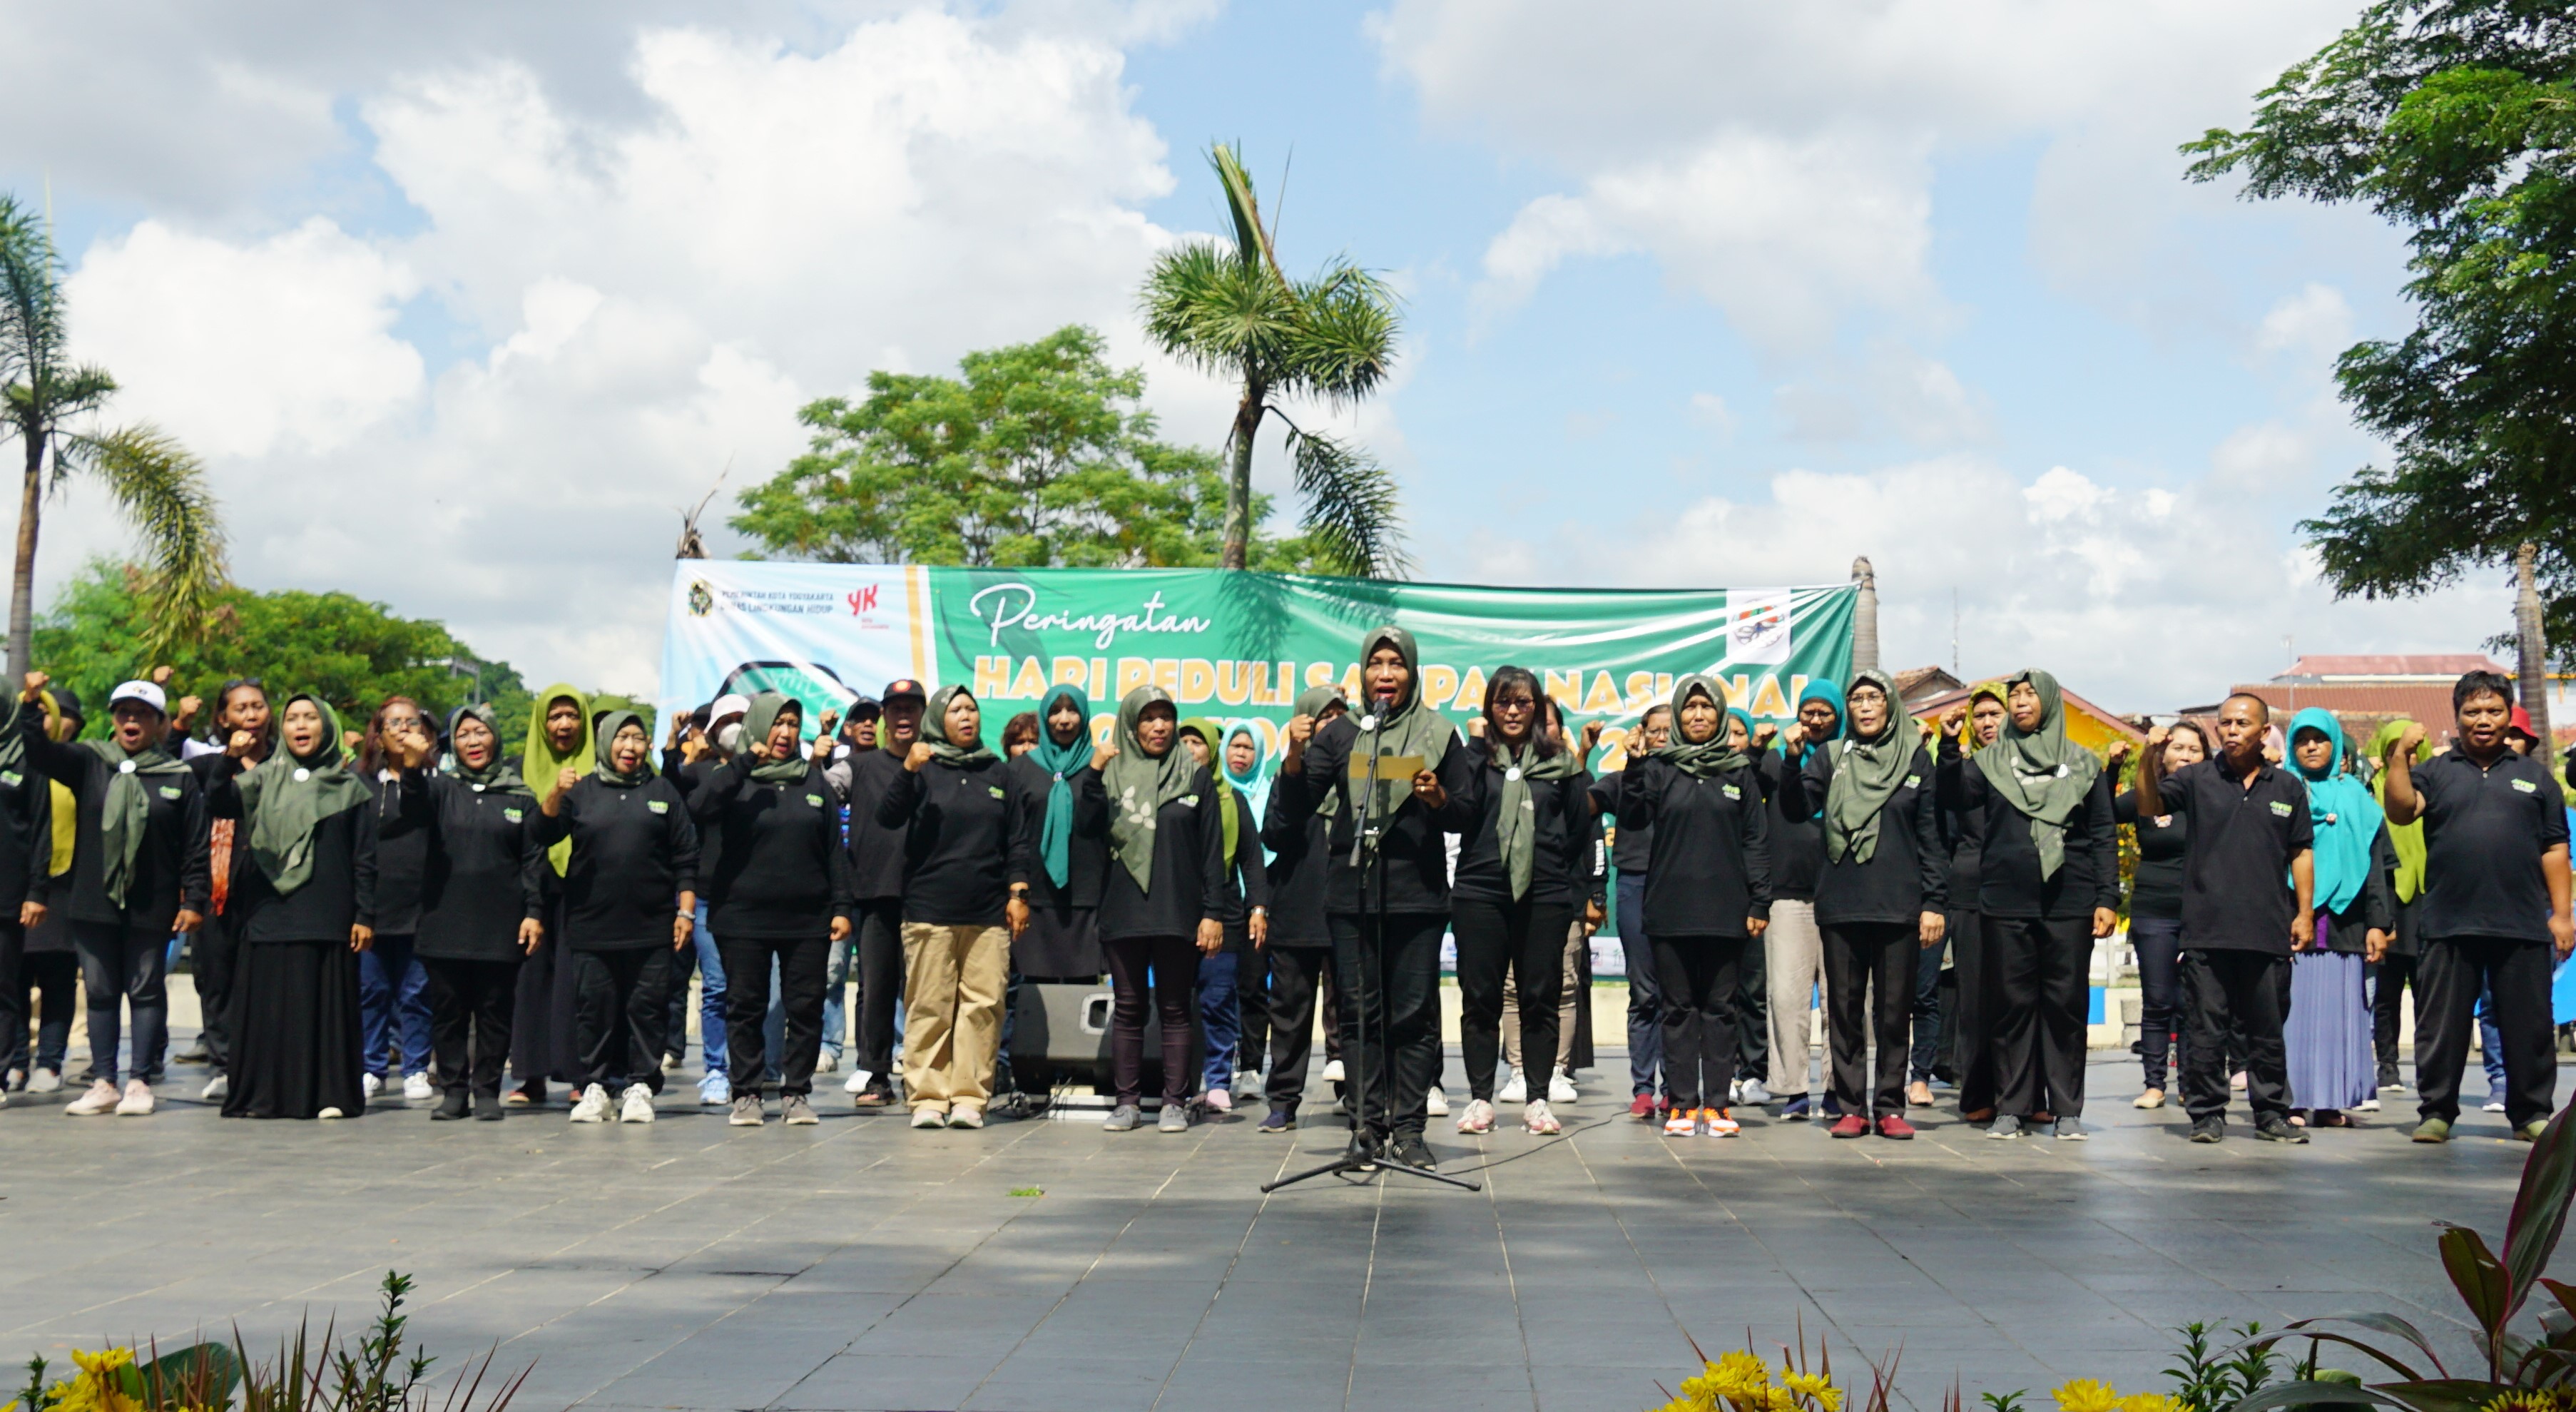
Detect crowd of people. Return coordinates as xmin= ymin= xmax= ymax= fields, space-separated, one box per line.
xmin=0 ymin=633 xmax=2565 ymax=1164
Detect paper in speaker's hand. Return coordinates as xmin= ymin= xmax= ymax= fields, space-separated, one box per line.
xmin=1348 ymin=753 xmax=1425 ymax=781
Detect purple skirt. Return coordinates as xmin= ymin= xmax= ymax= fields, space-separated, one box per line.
xmin=2286 ymin=934 xmax=2373 ymax=1113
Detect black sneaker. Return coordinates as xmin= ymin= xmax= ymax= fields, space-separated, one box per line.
xmin=432 ymin=1089 xmax=470 ymax=1122
xmin=474 ymin=1092 xmax=505 ymax=1122
xmin=1343 ymin=1131 xmax=1380 ymax=1170
xmin=1258 ymin=1107 xmax=1294 ymax=1133
xmin=2188 ymin=1118 xmax=2224 ymax=1143
xmin=1390 ymin=1134 xmax=1438 ymax=1170
xmin=2254 ymin=1116 xmax=2307 ymax=1143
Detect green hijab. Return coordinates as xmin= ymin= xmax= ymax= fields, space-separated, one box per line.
xmin=741 ymin=693 xmax=808 ymax=785
xmin=239 ymin=694 xmax=369 ymax=898
xmin=1349 ymin=626 xmax=1453 ymax=822
xmin=2370 ymin=718 xmax=2431 ymax=903
xmin=1486 ymin=686 xmax=1581 ymax=900
xmin=921 ymin=685 xmax=997 ymax=767
xmin=1657 ymin=675 xmax=1748 ymax=778
xmin=593 ymin=710 xmax=653 ymax=787
xmin=1180 ymin=716 xmax=1239 ymax=865
xmin=1103 ymin=685 xmax=1196 ymax=892
xmin=442 ymin=704 xmax=529 ymax=795
xmin=1821 ymin=668 xmax=1914 ymax=865
xmin=524 ymin=685 xmax=594 ymax=875
xmin=82 ymin=696 xmax=188 ymax=910
xmin=1029 ymin=684 xmax=1093 ymax=890
xmin=1972 ymin=669 xmax=2099 ymax=880
xmin=1293 ymin=684 xmax=1347 ymax=818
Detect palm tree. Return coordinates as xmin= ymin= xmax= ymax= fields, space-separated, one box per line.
xmin=0 ymin=194 xmax=226 ymax=675
xmin=1140 ymin=145 xmax=1408 ymax=577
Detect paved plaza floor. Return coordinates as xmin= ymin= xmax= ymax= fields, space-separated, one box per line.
xmin=0 ymin=1048 xmax=2551 ymax=1412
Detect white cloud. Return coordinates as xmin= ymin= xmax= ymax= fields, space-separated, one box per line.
xmin=2256 ymin=282 xmax=2356 ymax=364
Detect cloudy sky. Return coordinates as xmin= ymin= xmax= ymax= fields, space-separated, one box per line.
xmin=0 ymin=1 xmax=2510 ymax=711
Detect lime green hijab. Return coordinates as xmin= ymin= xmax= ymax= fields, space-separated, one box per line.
xmin=524 ymin=686 xmax=593 ymax=875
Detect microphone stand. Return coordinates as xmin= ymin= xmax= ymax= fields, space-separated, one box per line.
xmin=1265 ymin=693 xmax=1478 ymax=1193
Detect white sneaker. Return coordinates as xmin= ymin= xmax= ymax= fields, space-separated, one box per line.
xmin=200 ymin=1074 xmax=228 ymax=1102
xmin=65 ymin=1078 xmax=119 ymax=1116
xmin=361 ymin=1072 xmax=384 ymax=1099
xmin=1322 ymin=1059 xmax=1344 ymax=1082
xmin=1204 ymin=1087 xmax=1232 ymax=1114
xmin=1233 ymin=1069 xmax=1262 ymax=1093
xmin=2485 ymin=1099 xmax=2509 ymax=1113
xmin=1456 ymin=1097 xmax=1497 ymax=1134
xmin=619 ymin=1085 xmax=656 ymax=1124
xmin=815 ymin=1052 xmax=840 ymax=1075
xmin=402 ymin=1072 xmax=433 ymax=1102
xmin=1738 ymin=1078 xmax=1773 ymax=1105
xmin=317 ymin=1106 xmax=345 ymax=1120
xmin=1498 ymin=1070 xmax=1528 ymax=1104
xmin=114 ymin=1079 xmax=155 ymax=1116
xmin=2358 ymin=1096 xmax=2381 ymax=1112
xmin=28 ymin=1067 xmax=61 ymax=1094
xmin=699 ymin=1072 xmax=731 ymax=1105
xmin=1425 ymin=1085 xmax=1450 ymax=1117
xmin=1548 ymin=1067 xmax=1579 ymax=1104
xmin=1524 ymin=1099 xmax=1562 ymax=1135
xmin=844 ymin=1069 xmax=870 ymax=1094
xmin=569 ymin=1083 xmax=611 ymax=1123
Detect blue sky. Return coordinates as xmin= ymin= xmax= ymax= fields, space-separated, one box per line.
xmin=0 ymin=1 xmax=2510 ymax=708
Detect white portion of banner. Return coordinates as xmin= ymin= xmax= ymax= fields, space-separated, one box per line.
xmin=658 ymin=562 xmax=927 ymax=726
xmin=1724 ymin=586 xmax=1793 ymax=665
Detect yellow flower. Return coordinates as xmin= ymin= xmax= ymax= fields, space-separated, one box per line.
xmin=1683 ymin=1350 xmax=1773 ymax=1408
xmin=66 ymin=1349 xmax=134 ymax=1376
xmin=42 ymin=1348 xmax=142 ymax=1412
xmin=2483 ymin=1393 xmax=2576 ymax=1412
xmin=1783 ymin=1370 xmax=1843 ymax=1412
xmin=2119 ymin=1396 xmax=2178 ymax=1412
xmin=2053 ymin=1379 xmax=2122 ymax=1412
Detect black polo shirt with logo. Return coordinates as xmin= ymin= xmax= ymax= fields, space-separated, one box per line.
xmin=2413 ymin=747 xmax=2570 ymax=944
xmin=2152 ymin=758 xmax=2313 ymax=955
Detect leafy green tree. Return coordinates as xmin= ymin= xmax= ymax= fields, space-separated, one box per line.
xmin=2184 ymin=2 xmax=2576 ymax=653
xmin=31 ymin=560 xmax=534 ymax=744
xmin=0 ymin=194 xmax=227 ymax=675
xmin=1141 ymin=144 xmax=1408 ymax=577
xmin=737 ymin=325 xmax=1230 ymax=567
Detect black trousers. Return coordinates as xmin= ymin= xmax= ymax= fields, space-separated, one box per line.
xmin=1328 ymin=910 xmax=1445 ymax=1139
xmin=1947 ymin=910 xmax=1995 ymax=1112
xmin=1452 ymin=895 xmax=1572 ymax=1103
xmin=1653 ymin=935 xmax=1745 ymax=1109
xmin=1233 ymin=926 xmax=1270 ymax=1075
xmin=1909 ymin=931 xmax=1948 ymax=1084
xmin=570 ymin=948 xmax=671 ymax=1094
xmin=2415 ymin=935 xmax=2557 ymax=1127
xmin=1103 ymin=933 xmax=1198 ymax=1106
xmin=422 ymin=956 xmax=519 ymax=1099
xmin=1987 ymin=914 xmax=2093 ymax=1119
xmin=6 ymin=946 xmax=74 ymax=1075
xmin=0 ymin=919 xmax=19 ymax=1075
xmin=852 ymin=898 xmax=906 ymax=1081
xmin=2182 ymin=949 xmax=2288 ymax=1123
xmin=721 ymin=933 xmax=832 ymax=1097
xmin=1736 ymin=934 xmax=1769 ymax=1083
xmin=193 ymin=912 xmax=243 ymax=1064
xmin=1264 ymin=944 xmax=1330 ymax=1112
xmin=1824 ymin=921 xmax=1917 ymax=1119
xmin=2373 ymin=951 xmax=2420 ymax=1083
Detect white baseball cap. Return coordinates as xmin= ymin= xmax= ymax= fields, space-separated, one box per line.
xmin=710 ymin=693 xmax=751 ymax=723
xmin=107 ymin=680 xmax=167 ymax=714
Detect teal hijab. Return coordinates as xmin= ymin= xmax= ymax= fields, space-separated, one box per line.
xmin=1658 ymin=675 xmax=1749 ymax=778
xmin=2289 ymin=706 xmax=2380 ymax=915
xmin=1791 ymin=677 xmax=1843 ymax=763
xmin=239 ymin=694 xmax=370 ymax=897
xmin=1029 ymin=684 xmax=1093 ymax=889
xmin=83 ymin=699 xmax=188 ymax=910
xmin=1972 ymin=669 xmax=2099 ymax=880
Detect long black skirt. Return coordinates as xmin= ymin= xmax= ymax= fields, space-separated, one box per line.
xmin=1014 ymin=901 xmax=1101 ymax=980
xmin=223 ymin=939 xmax=366 ymax=1119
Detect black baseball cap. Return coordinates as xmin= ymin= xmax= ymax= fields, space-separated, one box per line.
xmin=46 ymin=686 xmax=82 ymax=722
xmin=882 ymin=679 xmax=926 ymax=703
xmin=844 ymin=694 xmax=882 ymax=720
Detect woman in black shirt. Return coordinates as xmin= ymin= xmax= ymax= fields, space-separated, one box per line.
xmin=692 ymin=693 xmax=854 ymax=1128
xmin=2106 ymin=720 xmax=2207 ymax=1111
xmin=877 ymin=684 xmax=1028 ymax=1131
xmin=1008 ymin=686 xmax=1105 ymax=983
xmin=1594 ymin=675 xmax=1770 ymax=1137
xmin=1178 ymin=715 xmax=1271 ymax=1116
xmin=534 ymin=710 xmax=699 ymax=1126
xmin=1452 ymin=667 xmax=1589 ymax=1137
xmin=1256 ymin=685 xmax=1346 ymax=1132
xmin=1776 ymin=669 xmax=1945 ymax=1139
xmin=210 ymin=692 xmax=376 ymax=1121
xmin=1084 ymin=686 xmax=1226 ymax=1132
xmin=389 ymin=704 xmax=544 ymax=1120
xmin=357 ymin=696 xmax=437 ymax=1104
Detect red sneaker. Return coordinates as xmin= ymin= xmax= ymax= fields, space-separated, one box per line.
xmin=1629 ymin=1092 xmax=1658 ymax=1119
xmin=1828 ymin=1114 xmax=1870 ymax=1139
xmin=1876 ymin=1114 xmax=1916 ymax=1140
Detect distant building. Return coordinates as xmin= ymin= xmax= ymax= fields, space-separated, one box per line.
xmin=1907 ymin=676 xmax=2144 ymax=755
xmin=1890 ymin=665 xmax=1962 ymax=710
xmin=2196 ymin=654 xmax=2514 ymax=749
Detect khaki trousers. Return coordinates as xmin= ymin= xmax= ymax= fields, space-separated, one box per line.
xmin=1764 ymin=899 xmax=1827 ymax=1097
xmin=899 ymin=922 xmax=1009 ymax=1114
xmin=1502 ymin=922 xmax=1585 ymax=1072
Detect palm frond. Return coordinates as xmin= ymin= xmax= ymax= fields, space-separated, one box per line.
xmin=1282 ymin=423 xmax=1408 ymax=579
xmin=0 ymin=195 xmax=68 ymax=402
xmin=1279 ymin=260 xmax=1400 ymax=406
xmin=1208 ymin=143 xmax=1282 ymax=278
xmin=61 ymin=423 xmax=230 ymax=656
xmin=1138 ymin=241 xmax=1298 ymax=383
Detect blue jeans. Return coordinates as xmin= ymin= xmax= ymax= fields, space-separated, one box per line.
xmin=1617 ymin=873 xmax=1661 ymax=1097
xmin=1910 ymin=930 xmax=1948 ymax=1083
xmin=358 ymin=933 xmax=433 ymax=1077
xmin=1198 ymin=948 xmax=1241 ymax=1091
xmin=820 ymin=938 xmax=851 ymax=1065
xmin=2480 ymin=978 xmax=2508 ymax=1093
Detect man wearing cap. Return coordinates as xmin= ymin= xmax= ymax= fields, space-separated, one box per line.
xmin=816 ymin=695 xmax=877 ymax=1082
xmin=662 ymin=702 xmax=735 ymax=1104
xmin=17 ymin=673 xmax=211 ymax=1117
xmin=835 ymin=680 xmax=923 ymax=1107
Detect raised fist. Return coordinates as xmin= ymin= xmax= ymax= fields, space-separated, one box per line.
xmin=19 ymin=671 xmax=46 ymax=704
xmin=905 ymin=740 xmax=935 ymax=771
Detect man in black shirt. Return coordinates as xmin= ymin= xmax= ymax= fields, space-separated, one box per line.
xmin=838 ymin=680 xmax=924 ymax=1108
xmin=2382 ymin=670 xmax=2575 ymax=1142
xmin=2138 ymin=693 xmax=2313 ymax=1142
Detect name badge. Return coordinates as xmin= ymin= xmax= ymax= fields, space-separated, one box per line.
xmin=1182 ymin=794 xmax=1201 ymax=806
xmin=157 ymin=786 xmax=181 ymax=801
xmin=647 ymin=800 xmax=669 ymax=814
xmin=2269 ymin=800 xmax=2293 ymax=817
xmin=502 ymin=807 xmax=524 ymax=823
xmin=988 ymin=785 xmax=1007 ymax=799
xmin=2514 ymin=778 xmax=2539 ymax=793
xmin=1904 ymin=774 xmax=1920 ymax=788
xmin=0 ymin=770 xmax=19 ymax=787
xmin=1723 ymin=784 xmax=1742 ymax=800
xmin=805 ymin=793 xmax=825 ymax=808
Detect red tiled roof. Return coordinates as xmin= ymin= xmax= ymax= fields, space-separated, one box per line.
xmin=1909 ymin=682 xmax=2144 ymax=745
xmin=2229 ymin=683 xmax=2470 ymax=743
xmin=2278 ymin=654 xmax=2507 ymax=679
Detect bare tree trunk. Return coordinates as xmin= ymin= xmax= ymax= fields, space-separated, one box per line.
xmin=1221 ymin=387 xmax=1262 ymax=571
xmin=8 ymin=431 xmax=41 ymax=681
xmin=2518 ymin=542 xmax=2552 ymax=751
xmin=1850 ymin=555 xmax=1878 ymax=675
